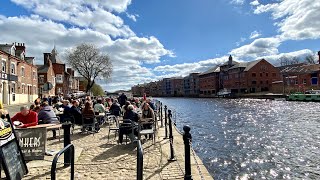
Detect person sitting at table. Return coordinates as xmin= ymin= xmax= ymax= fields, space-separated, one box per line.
xmin=70 ymin=100 xmax=82 ymax=125
xmin=38 ymin=102 xmax=59 ymax=138
xmin=146 ymin=99 xmax=156 ymax=110
xmin=11 ymin=106 xmax=38 ymax=128
xmin=119 ymin=105 xmax=139 ymax=144
xmin=94 ymin=99 xmax=105 ymax=113
xmin=122 ymin=101 xmax=131 ymax=116
xmin=124 ymin=105 xmax=139 ymax=122
xmin=141 ymin=103 xmax=155 ymax=139
xmin=109 ymin=99 xmax=121 ymax=117
xmin=82 ymin=101 xmax=100 ymax=132
xmin=60 ymin=100 xmax=72 ymax=123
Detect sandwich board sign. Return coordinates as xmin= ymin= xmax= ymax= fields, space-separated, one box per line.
xmin=0 ymin=115 xmax=28 ymax=180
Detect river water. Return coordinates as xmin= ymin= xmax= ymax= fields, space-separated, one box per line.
xmin=156 ymin=98 xmax=320 ymax=179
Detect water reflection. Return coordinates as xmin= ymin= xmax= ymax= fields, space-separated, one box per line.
xmin=157 ymin=98 xmax=320 ymax=179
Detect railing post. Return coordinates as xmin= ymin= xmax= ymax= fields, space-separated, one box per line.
xmin=63 ymin=123 xmax=72 ymax=167
xmin=183 ymin=126 xmax=193 ymax=180
xmin=168 ymin=110 xmax=176 ymax=162
xmin=137 ymin=140 xmax=143 ymax=180
xmin=163 ymin=105 xmax=168 ymax=139
xmin=160 ymin=103 xmax=163 ymax=127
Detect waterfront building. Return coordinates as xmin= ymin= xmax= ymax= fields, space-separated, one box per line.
xmin=170 ymin=77 xmax=184 ymax=96
xmin=0 ymin=43 xmax=38 ymax=105
xmin=273 ymin=63 xmax=320 ymax=94
xmin=223 ymin=59 xmax=281 ymax=93
xmin=131 ymin=84 xmax=145 ymax=97
xmin=183 ymin=73 xmax=200 ymax=97
xmin=199 ymin=66 xmax=220 ymax=97
xmin=162 ymin=78 xmax=171 ymax=96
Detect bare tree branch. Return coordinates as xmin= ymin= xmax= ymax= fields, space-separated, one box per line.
xmin=66 ymin=43 xmax=113 ymax=93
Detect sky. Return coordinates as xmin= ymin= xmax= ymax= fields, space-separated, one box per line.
xmin=0 ymin=0 xmax=319 ymax=92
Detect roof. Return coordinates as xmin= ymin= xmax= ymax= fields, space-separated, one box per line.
xmin=199 ymin=66 xmax=220 ymax=75
xmin=244 ymin=59 xmax=263 ymax=71
xmin=221 ymin=60 xmax=239 ymax=66
xmin=37 ymin=65 xmax=49 ymax=73
xmin=281 ymin=64 xmax=320 ymax=74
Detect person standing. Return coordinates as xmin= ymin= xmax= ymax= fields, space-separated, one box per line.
xmin=118 ymin=93 xmax=127 ymax=107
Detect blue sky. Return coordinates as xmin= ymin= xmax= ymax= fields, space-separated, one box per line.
xmin=0 ymin=0 xmax=319 ymax=91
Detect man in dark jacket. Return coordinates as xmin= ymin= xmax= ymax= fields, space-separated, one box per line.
xmin=38 ymin=102 xmax=59 ymax=138
xmin=119 ymin=105 xmax=138 ymax=144
xmin=118 ymin=93 xmax=127 ymax=107
xmin=70 ymin=100 xmax=82 ymax=125
xmin=109 ymin=100 xmax=121 ymax=117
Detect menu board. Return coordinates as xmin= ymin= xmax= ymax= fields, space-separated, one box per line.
xmin=1 ymin=140 xmax=27 ymax=180
xmin=0 ymin=116 xmax=28 ymax=180
xmin=15 ymin=127 xmax=46 ymax=160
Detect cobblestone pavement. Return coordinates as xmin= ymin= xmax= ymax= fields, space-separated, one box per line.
xmin=1 ymin=103 xmax=213 ymax=180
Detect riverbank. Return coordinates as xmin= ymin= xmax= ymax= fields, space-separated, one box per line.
xmin=8 ymin=114 xmax=212 ymax=179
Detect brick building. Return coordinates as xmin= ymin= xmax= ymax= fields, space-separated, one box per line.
xmin=274 ymin=63 xmax=320 ymax=94
xmin=37 ymin=53 xmax=56 ymax=97
xmin=223 ymin=59 xmax=281 ymax=93
xmin=0 ymin=43 xmax=38 ymax=105
xmin=183 ymin=73 xmax=200 ymax=97
xmin=199 ymin=66 xmax=220 ymax=97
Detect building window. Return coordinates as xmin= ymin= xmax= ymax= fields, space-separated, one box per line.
xmin=57 ymin=87 xmax=62 ymax=93
xmin=311 ymin=77 xmax=318 ymax=85
xmin=56 ymin=74 xmax=63 ymax=83
xmin=21 ymin=67 xmax=25 ymax=77
xmin=266 ymin=80 xmax=269 ymax=84
xmin=22 ymin=84 xmax=25 ymax=94
xmin=252 ymin=81 xmax=257 ymax=84
xmin=2 ymin=61 xmax=6 ymax=72
xmin=266 ymin=73 xmax=268 ymax=77
xmin=303 ymin=79 xmax=306 ymax=84
xmin=295 ymin=79 xmax=298 ymax=85
xmin=33 ymin=71 xmax=36 ymax=80
xmin=10 ymin=63 xmax=16 ymax=74
xmin=39 ymin=75 xmax=44 ymax=83
xmin=252 ymin=73 xmax=256 ymax=77
xmin=272 ymin=73 xmax=276 ymax=77
xmin=260 ymin=81 xmax=263 ymax=84
xmin=260 ymin=73 xmax=263 ymax=77
xmin=11 ymin=83 xmax=15 ymax=93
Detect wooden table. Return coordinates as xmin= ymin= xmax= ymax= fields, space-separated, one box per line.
xmin=17 ymin=124 xmax=62 ymax=141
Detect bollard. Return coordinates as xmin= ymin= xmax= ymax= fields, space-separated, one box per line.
xmin=183 ymin=125 xmax=193 ymax=180
xmin=160 ymin=103 xmax=163 ymax=127
xmin=63 ymin=123 xmax=72 ymax=167
xmin=168 ymin=110 xmax=176 ymax=162
xmin=163 ymin=105 xmax=168 ymax=139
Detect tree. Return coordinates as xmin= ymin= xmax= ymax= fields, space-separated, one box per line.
xmin=83 ymin=81 xmax=105 ymax=96
xmin=67 ymin=43 xmax=112 ymax=93
xmin=305 ymin=54 xmax=317 ymax=64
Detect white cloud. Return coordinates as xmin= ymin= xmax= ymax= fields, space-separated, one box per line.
xmin=154 ymin=56 xmax=229 ymax=78
xmin=249 ymin=30 xmax=261 ymax=39
xmin=231 ymin=0 xmax=245 ymax=5
xmin=250 ymin=0 xmax=260 ymax=6
xmin=126 ymin=13 xmax=138 ymax=22
xmin=230 ymin=37 xmax=281 ymax=59
xmin=253 ymin=0 xmax=320 ymax=41
xmin=236 ymin=37 xmax=246 ymax=46
xmin=260 ymin=49 xmax=314 ymax=66
xmin=10 ymin=0 xmax=135 ymax=38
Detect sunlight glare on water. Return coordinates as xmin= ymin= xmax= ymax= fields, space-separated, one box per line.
xmin=158 ymin=98 xmax=320 ymax=179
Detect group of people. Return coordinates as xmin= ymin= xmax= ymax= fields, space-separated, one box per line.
xmin=3 ymin=92 xmax=158 ymax=141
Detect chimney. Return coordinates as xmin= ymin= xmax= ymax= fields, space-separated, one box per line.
xmin=318 ymin=51 xmax=320 ymax=64
xmin=228 ymin=55 xmax=233 ymax=66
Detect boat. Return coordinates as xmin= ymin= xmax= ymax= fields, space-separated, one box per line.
xmin=286 ymin=90 xmax=320 ymax=102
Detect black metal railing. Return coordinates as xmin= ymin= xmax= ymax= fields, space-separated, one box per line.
xmin=136 ymin=140 xmax=143 ymax=180
xmin=51 ymin=144 xmax=75 ymax=180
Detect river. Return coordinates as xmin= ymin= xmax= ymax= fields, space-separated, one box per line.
xmin=156 ymin=97 xmax=320 ymax=179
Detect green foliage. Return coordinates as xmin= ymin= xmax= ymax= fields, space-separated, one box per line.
xmin=83 ymin=80 xmax=105 ymax=96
